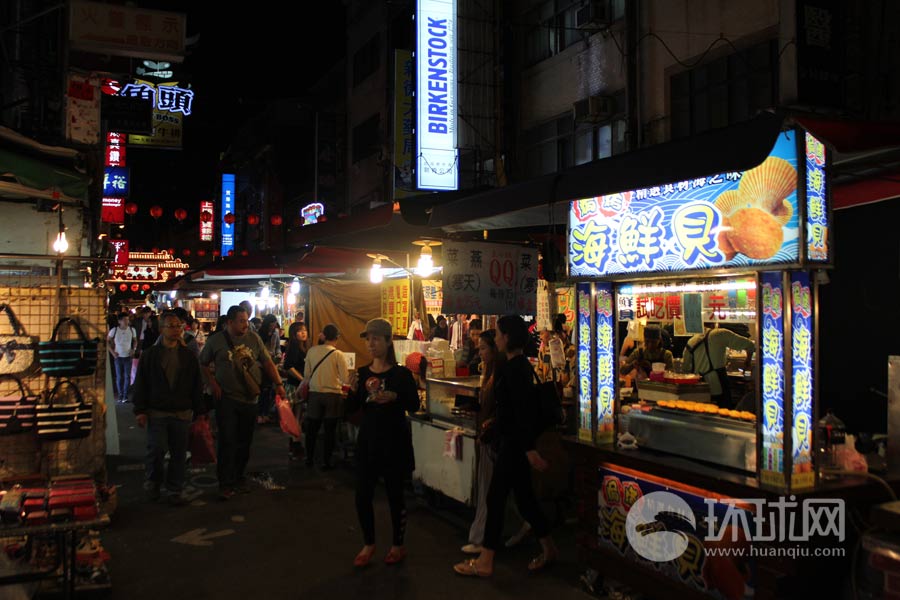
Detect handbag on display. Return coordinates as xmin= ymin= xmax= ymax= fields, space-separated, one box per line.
xmin=35 ymin=379 xmax=93 ymax=440
xmin=38 ymin=317 xmax=100 ymax=377
xmin=0 ymin=374 xmax=38 ymax=435
xmin=0 ymin=304 xmax=39 ymax=375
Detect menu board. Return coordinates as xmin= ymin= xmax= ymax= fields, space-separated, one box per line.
xmin=569 ymin=131 xmax=802 ymax=277
xmin=441 ymin=242 xmax=538 ymax=315
xmin=381 ymin=279 xmax=410 ymax=335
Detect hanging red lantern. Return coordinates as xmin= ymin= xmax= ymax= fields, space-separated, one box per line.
xmin=247 ymin=214 xmax=260 ymax=226
xmin=151 ymin=247 xmax=160 ymax=254
xmin=174 ymin=208 xmax=188 ymax=221
xmin=224 ymin=213 xmax=235 ymax=225
xmin=167 ymin=248 xmax=175 ymax=255
xmin=317 ymin=215 xmax=327 ymax=223
xmin=200 ymin=211 xmax=213 ymax=223
xmin=270 ymin=214 xmax=283 ymax=227
xmin=213 ymin=249 xmax=221 ymax=257
xmin=197 ymin=249 xmax=207 ymax=257
xmin=125 ymin=202 xmax=138 ymax=215
xmin=241 ymin=249 xmax=249 ymax=256
xmin=183 ymin=249 xmax=191 ymax=256
xmin=130 ymin=284 xmax=139 ymax=292
xmin=119 ymin=284 xmax=127 ymax=292
xmin=141 ymin=284 xmax=151 ymax=291
xmin=150 ymin=205 xmax=163 ymax=219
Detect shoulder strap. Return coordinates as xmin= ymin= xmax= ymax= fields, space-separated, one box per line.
xmin=309 ymin=349 xmax=337 ymax=379
xmin=0 ymin=304 xmax=26 ymax=336
xmin=51 ymin=318 xmax=89 ymax=343
xmin=222 ymin=330 xmax=235 ymax=350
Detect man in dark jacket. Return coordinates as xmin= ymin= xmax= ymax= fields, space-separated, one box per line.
xmin=133 ymin=310 xmax=203 ymax=505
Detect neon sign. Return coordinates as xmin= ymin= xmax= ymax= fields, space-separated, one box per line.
xmin=760 ymin=272 xmax=785 ymax=486
xmin=576 ymin=283 xmax=592 ymax=442
xmin=120 ymin=81 xmax=194 ymax=115
xmin=200 ymin=200 xmax=214 ymax=242
xmin=805 ymin=132 xmax=829 ymax=261
xmin=103 ymin=166 xmax=130 ymax=197
xmin=221 ymin=175 xmax=235 ymax=257
xmin=301 ymin=202 xmax=325 ymax=225
xmin=791 ymin=272 xmax=814 ymax=488
xmin=595 ymin=282 xmax=615 ymax=441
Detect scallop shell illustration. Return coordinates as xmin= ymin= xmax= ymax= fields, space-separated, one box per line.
xmin=714 ymin=190 xmax=748 ymax=218
xmin=771 ymin=198 xmax=793 ymax=226
xmin=718 ymin=215 xmax=737 ymax=261
xmin=728 ymin=207 xmax=783 ymax=259
xmin=738 ymin=156 xmax=797 ymax=214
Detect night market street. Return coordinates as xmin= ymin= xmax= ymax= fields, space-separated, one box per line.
xmin=102 ymin=403 xmax=595 ymax=600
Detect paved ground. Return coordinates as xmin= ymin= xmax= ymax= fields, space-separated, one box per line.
xmin=102 ymin=404 xmax=602 ymax=599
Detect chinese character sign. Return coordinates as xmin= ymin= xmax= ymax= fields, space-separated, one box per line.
xmin=422 ymin=279 xmax=443 ymax=316
xmin=761 ymin=272 xmax=786 ymax=486
xmin=105 ymin=132 xmax=126 ymax=166
xmin=103 ymin=166 xmax=130 ymax=197
xmin=594 ymin=283 xmax=615 ymax=441
xmin=576 ymin=283 xmax=592 ymax=441
xmin=569 ymin=132 xmax=801 ymax=277
xmin=393 ymin=49 xmax=415 ymax=200
xmin=126 ymin=80 xmax=186 ymax=148
xmin=381 ymin=279 xmax=410 ymax=335
xmin=441 ymin=242 xmax=538 ymax=315
xmin=101 ymin=197 xmax=125 ymax=224
xmin=805 ymin=132 xmax=829 ymax=262
xmin=111 ymin=239 xmax=129 ymax=266
xmin=791 ymin=272 xmax=814 ymax=488
xmin=69 ymin=1 xmax=186 ymax=57
xmin=221 ymin=174 xmax=235 ymax=256
xmin=199 ymin=200 xmax=214 ymax=242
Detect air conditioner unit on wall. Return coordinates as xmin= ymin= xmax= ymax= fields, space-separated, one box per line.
xmin=573 ymin=94 xmax=614 ymax=123
xmin=576 ymin=0 xmax=611 ymax=30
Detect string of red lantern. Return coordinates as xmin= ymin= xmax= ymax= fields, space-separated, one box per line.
xmin=247 ymin=214 xmax=260 ymax=226
xmin=200 ymin=211 xmax=213 ymax=223
xmin=224 ymin=213 xmax=235 ymax=225
xmin=125 ymin=202 xmax=138 ymax=215
xmin=174 ymin=208 xmax=187 ymax=221
xmin=150 ymin=205 xmax=163 ymax=219
xmin=270 ymin=215 xmax=283 ymax=226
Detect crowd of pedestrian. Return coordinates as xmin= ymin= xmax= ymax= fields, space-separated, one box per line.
xmin=114 ymin=304 xmax=567 ymax=578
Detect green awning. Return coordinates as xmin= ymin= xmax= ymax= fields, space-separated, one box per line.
xmin=0 ymin=148 xmax=91 ymax=198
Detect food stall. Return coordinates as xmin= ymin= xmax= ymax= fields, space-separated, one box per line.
xmin=562 ymin=126 xmax=891 ymax=598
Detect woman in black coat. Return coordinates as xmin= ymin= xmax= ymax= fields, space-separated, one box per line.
xmin=454 ymin=314 xmax=557 ymax=578
xmin=345 ymin=318 xmax=420 ymax=568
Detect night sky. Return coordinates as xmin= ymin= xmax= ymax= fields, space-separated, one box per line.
xmin=122 ymin=3 xmax=346 ymax=249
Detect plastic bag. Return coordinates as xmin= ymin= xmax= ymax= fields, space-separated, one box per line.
xmin=189 ymin=415 xmax=217 ymax=466
xmin=276 ymin=395 xmax=301 ymax=438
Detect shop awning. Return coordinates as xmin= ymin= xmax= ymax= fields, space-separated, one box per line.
xmin=833 ymin=169 xmax=900 ymax=210
xmin=0 ymin=148 xmax=91 ymax=199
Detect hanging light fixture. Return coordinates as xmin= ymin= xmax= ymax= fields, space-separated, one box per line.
xmin=367 ymin=254 xmax=385 ymax=284
xmin=260 ymin=283 xmax=270 ymax=300
xmin=413 ymin=240 xmax=442 ymax=277
xmin=287 ymin=292 xmax=296 ymax=305
xmin=52 ymin=207 xmax=68 ymax=254
xmin=290 ymin=277 xmax=300 ymax=295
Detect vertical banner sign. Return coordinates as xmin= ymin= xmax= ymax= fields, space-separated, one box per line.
xmin=65 ymin=73 xmax=100 ymax=145
xmin=555 ymin=286 xmax=577 ymax=331
xmin=805 ymin=132 xmax=829 ymax=262
xmin=416 ymin=0 xmax=458 ymax=191
xmin=393 ymin=50 xmax=415 ymax=200
xmin=595 ymin=283 xmax=615 ymax=441
xmin=536 ymin=280 xmax=552 ymax=331
xmin=111 ymin=240 xmax=129 ymax=266
xmin=200 ymin=200 xmax=214 ymax=242
xmin=381 ymin=279 xmax=411 ymax=335
xmin=105 ymin=132 xmax=126 ymax=166
xmin=103 ymin=166 xmax=130 ymax=197
xmin=221 ymin=174 xmax=235 ymax=256
xmin=760 ymin=272 xmax=786 ymax=487
xmin=101 ymin=198 xmax=125 ymax=224
xmin=422 ymin=279 xmax=443 ymax=315
xmin=575 ymin=283 xmax=592 ymax=442
xmin=440 ymin=241 xmax=538 ymax=315
xmin=791 ymin=272 xmax=814 ymax=488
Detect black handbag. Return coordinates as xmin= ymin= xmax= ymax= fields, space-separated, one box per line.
xmin=38 ymin=318 xmax=99 ymax=377
xmin=0 ymin=304 xmax=39 ymax=375
xmin=36 ymin=379 xmax=93 ymax=440
xmin=0 ymin=374 xmax=38 ymax=435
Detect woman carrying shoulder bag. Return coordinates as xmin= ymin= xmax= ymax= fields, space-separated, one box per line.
xmin=345 ymin=319 xmax=419 ymax=568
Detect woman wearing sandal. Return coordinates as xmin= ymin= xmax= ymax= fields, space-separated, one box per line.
xmin=454 ymin=315 xmax=558 ymax=578
xmin=346 ymin=318 xmax=420 ymax=568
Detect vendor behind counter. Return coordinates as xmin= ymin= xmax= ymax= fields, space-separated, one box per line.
xmin=621 ymin=325 xmax=674 ymax=379
xmin=682 ymin=323 xmax=755 ymax=408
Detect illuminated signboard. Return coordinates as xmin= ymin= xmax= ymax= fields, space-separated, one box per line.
xmin=105 ymin=132 xmax=126 ymax=166
xmin=301 ymin=202 xmax=325 ymax=225
xmin=791 ymin=272 xmax=814 ymax=488
xmin=569 ymin=131 xmax=801 ymax=277
xmin=111 ymin=239 xmax=129 ymax=266
xmin=120 ymin=81 xmax=194 ymax=115
xmin=393 ymin=49 xmax=415 ymax=200
xmin=805 ymin=132 xmax=829 ymax=262
xmin=101 ymin=197 xmax=125 ymax=224
xmin=416 ymin=0 xmax=458 ymax=191
xmin=595 ymin=282 xmax=615 ymax=441
xmin=760 ymin=272 xmax=785 ymax=486
xmin=103 ymin=166 xmax=130 ymax=197
xmin=575 ymin=283 xmax=592 ymax=442
xmin=200 ymin=200 xmax=214 ymax=242
xmin=221 ymin=174 xmax=235 ymax=256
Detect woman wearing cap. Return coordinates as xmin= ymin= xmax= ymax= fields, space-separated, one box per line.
xmin=454 ymin=314 xmax=558 ymax=578
xmin=346 ymin=318 xmax=420 ymax=568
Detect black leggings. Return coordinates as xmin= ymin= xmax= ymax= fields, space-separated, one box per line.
xmin=482 ymin=447 xmax=550 ymax=551
xmin=304 ymin=417 xmax=338 ymax=465
xmin=355 ymin=464 xmax=407 ymax=547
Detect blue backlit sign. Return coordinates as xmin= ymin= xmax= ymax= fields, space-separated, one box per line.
xmin=103 ymin=166 xmax=130 ymax=197
xmin=760 ymin=272 xmax=785 ymax=486
xmin=576 ymin=283 xmax=593 ymax=442
xmin=791 ymin=272 xmax=814 ymax=487
xmin=569 ymin=131 xmax=801 ymax=277
xmin=805 ymin=133 xmax=829 ymax=261
xmin=221 ymin=174 xmax=235 ymax=257
xmin=594 ymin=282 xmax=615 ymax=441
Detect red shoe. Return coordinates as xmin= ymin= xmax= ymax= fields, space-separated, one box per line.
xmin=353 ymin=546 xmax=375 ymax=568
xmin=384 ymin=547 xmax=407 ymax=565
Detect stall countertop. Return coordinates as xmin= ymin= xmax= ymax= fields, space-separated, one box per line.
xmin=409 ymin=412 xmax=477 ymax=434
xmin=562 ymin=437 xmax=900 ymax=501
xmin=426 ymin=376 xmax=482 ymax=389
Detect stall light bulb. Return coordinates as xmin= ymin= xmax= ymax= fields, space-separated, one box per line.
xmin=170 ymin=291 xmax=177 ymax=300
xmin=287 ymin=292 xmax=296 ymax=305
xmin=210 ymin=293 xmax=219 ymax=300
xmin=415 ymin=253 xmax=434 ymax=277
xmin=267 ymin=297 xmax=277 ymax=309
xmin=290 ymin=277 xmax=300 ymax=295
xmin=261 ymin=285 xmax=270 ymax=300
xmin=52 ymin=231 xmax=68 ymax=254
xmin=370 ymin=261 xmax=383 ymax=284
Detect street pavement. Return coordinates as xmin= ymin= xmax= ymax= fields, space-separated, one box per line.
xmin=103 ymin=403 xmax=601 ymax=599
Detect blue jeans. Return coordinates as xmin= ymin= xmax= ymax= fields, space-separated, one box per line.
xmin=215 ymin=400 xmax=257 ymax=490
xmin=146 ymin=414 xmax=190 ymax=493
xmin=115 ymin=356 xmax=132 ymax=400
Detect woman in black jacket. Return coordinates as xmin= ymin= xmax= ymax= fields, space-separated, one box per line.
xmin=282 ymin=322 xmax=309 ymax=460
xmin=454 ymin=314 xmax=557 ymax=578
xmin=346 ymin=318 xmax=419 ymax=568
